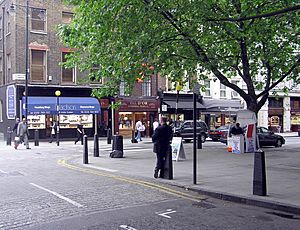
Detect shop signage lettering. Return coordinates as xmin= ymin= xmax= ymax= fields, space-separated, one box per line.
xmin=6 ymin=85 xmax=16 ymax=119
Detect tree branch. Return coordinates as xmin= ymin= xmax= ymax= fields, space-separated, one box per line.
xmin=207 ymin=5 xmax=300 ymax=22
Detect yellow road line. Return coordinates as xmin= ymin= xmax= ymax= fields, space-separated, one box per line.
xmin=58 ymin=159 xmax=206 ymax=202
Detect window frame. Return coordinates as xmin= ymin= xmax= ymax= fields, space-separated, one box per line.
xmin=30 ymin=49 xmax=47 ymax=82
xmin=61 ymin=52 xmax=76 ymax=83
xmin=31 ymin=8 xmax=47 ymax=33
xmin=142 ymin=78 xmax=151 ymax=96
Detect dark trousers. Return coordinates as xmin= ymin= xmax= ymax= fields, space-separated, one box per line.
xmin=75 ymin=133 xmax=83 ymax=144
xmin=155 ymin=152 xmax=166 ymax=176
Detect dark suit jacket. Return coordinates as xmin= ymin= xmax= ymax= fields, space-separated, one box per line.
xmin=152 ymin=124 xmax=173 ymax=155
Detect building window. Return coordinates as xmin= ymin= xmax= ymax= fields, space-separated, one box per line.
xmin=142 ymin=78 xmax=151 ymax=96
xmin=89 ymin=65 xmax=102 ymax=84
xmin=62 ymin=52 xmax=75 ymax=83
xmin=268 ymin=98 xmax=283 ymax=108
xmin=204 ymin=80 xmax=211 ymax=97
xmin=31 ymin=8 xmax=46 ymax=32
xmin=31 ymin=50 xmax=46 ymax=81
xmin=231 ymin=80 xmax=239 ymax=98
xmin=120 ymin=80 xmax=126 ymax=96
xmin=220 ymin=83 xmax=226 ymax=98
xmin=6 ymin=21 xmax=10 ymax=34
xmin=62 ymin=12 xmax=73 ymax=24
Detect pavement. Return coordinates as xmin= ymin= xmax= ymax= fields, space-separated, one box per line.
xmin=1 ymin=133 xmax=300 ymax=215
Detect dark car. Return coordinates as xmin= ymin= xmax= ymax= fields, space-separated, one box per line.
xmin=208 ymin=125 xmax=231 ymax=141
xmin=220 ymin=126 xmax=285 ymax=147
xmin=174 ymin=120 xmax=208 ymax=143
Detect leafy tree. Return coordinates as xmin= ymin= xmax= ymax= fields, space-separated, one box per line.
xmin=58 ymin=0 xmax=300 ymax=113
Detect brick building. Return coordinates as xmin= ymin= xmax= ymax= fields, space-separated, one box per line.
xmin=0 ymin=0 xmax=163 ymax=139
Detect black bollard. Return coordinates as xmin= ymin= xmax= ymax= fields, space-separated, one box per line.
xmin=131 ymin=130 xmax=136 ymax=143
xmin=83 ymin=135 xmax=88 ymax=164
xmin=162 ymin=146 xmax=173 ymax=180
xmin=6 ymin=127 xmax=12 ymax=146
xmin=107 ymin=128 xmax=112 ymax=144
xmin=34 ymin=129 xmax=39 ymax=146
xmin=93 ymin=133 xmax=99 ymax=157
xmin=253 ymin=149 xmax=267 ymax=196
xmin=109 ymin=135 xmax=124 ymax=158
xmin=197 ymin=133 xmax=202 ymax=149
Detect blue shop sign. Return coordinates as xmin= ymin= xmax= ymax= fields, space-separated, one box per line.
xmin=22 ymin=96 xmax=101 ymax=115
xmin=6 ymin=85 xmax=16 ymax=119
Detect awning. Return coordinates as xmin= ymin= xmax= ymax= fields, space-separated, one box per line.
xmin=163 ymin=100 xmax=206 ymax=110
xmin=202 ymin=99 xmax=243 ymax=112
xmin=23 ymin=96 xmax=101 ymax=115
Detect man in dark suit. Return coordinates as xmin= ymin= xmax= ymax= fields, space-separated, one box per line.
xmin=152 ymin=117 xmax=173 ymax=178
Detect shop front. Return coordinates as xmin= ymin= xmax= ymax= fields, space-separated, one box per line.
xmin=268 ymin=98 xmax=284 ymax=133
xmin=24 ymin=96 xmax=101 ymax=139
xmin=115 ymin=97 xmax=159 ymax=137
xmin=290 ymin=97 xmax=300 ymax=132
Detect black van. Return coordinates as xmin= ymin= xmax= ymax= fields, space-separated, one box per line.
xmin=174 ymin=120 xmax=208 ymax=143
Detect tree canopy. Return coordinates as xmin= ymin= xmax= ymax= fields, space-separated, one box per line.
xmin=58 ymin=0 xmax=300 ymax=113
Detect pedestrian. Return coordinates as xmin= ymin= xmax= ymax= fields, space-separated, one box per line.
xmin=75 ymin=122 xmax=84 ymax=144
xmin=12 ymin=118 xmax=20 ymax=147
xmin=135 ymin=119 xmax=143 ymax=142
xmin=152 ymin=117 xmax=173 ymax=179
xmin=49 ymin=121 xmax=57 ymax=143
xmin=16 ymin=118 xmax=30 ymax=149
xmin=230 ymin=122 xmax=244 ymax=135
xmin=153 ymin=118 xmax=159 ymax=133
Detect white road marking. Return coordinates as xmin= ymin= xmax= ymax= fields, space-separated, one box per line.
xmin=83 ymin=164 xmax=118 ymax=172
xmin=29 ymin=183 xmax=83 ymax=208
xmin=119 ymin=225 xmax=137 ymax=230
xmin=0 ymin=169 xmax=8 ymax=174
xmin=156 ymin=209 xmax=177 ymax=219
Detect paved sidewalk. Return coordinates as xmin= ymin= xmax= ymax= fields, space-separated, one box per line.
xmin=1 ymin=137 xmax=300 ymax=215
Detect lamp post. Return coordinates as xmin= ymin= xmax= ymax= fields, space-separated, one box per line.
xmin=175 ymin=83 xmax=182 ymax=129
xmin=55 ymin=90 xmax=61 ymax=146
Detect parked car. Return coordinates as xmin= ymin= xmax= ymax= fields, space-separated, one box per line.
xmin=174 ymin=120 xmax=208 ymax=143
xmin=220 ymin=126 xmax=285 ymax=147
xmin=208 ymin=125 xmax=231 ymax=141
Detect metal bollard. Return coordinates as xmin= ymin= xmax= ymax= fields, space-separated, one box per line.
xmin=107 ymin=128 xmax=112 ymax=144
xmin=197 ymin=133 xmax=202 ymax=149
xmin=83 ymin=135 xmax=88 ymax=164
xmin=93 ymin=133 xmax=99 ymax=157
xmin=162 ymin=146 xmax=173 ymax=180
xmin=34 ymin=129 xmax=39 ymax=146
xmin=253 ymin=149 xmax=267 ymax=196
xmin=6 ymin=127 xmax=12 ymax=146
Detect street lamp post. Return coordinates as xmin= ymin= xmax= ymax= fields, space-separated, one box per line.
xmin=55 ymin=90 xmax=61 ymax=146
xmin=175 ymin=84 xmax=182 ymax=129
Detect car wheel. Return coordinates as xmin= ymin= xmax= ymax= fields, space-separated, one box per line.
xmin=201 ymin=134 xmax=206 ymax=143
xmin=275 ymin=139 xmax=282 ymax=147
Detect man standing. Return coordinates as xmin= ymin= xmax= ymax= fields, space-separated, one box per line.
xmin=152 ymin=117 xmax=173 ymax=178
xmin=152 ymin=118 xmax=159 ymax=134
xmin=135 ymin=119 xmax=143 ymax=142
xmin=16 ymin=118 xmax=30 ymax=149
xmin=230 ymin=122 xmax=244 ymax=135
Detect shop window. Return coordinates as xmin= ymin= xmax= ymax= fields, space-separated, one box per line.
xmin=142 ymin=78 xmax=151 ymax=96
xmin=62 ymin=12 xmax=73 ymax=24
xmin=62 ymin=52 xmax=75 ymax=83
xmin=204 ymin=80 xmax=211 ymax=97
xmin=291 ymin=99 xmax=300 ymax=110
xmin=31 ymin=50 xmax=46 ymax=81
xmin=31 ymin=8 xmax=46 ymax=32
xmin=220 ymin=84 xmax=226 ymax=98
xmin=268 ymin=98 xmax=283 ymax=108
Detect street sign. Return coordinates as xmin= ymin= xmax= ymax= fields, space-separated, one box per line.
xmin=162 ymin=104 xmax=167 ymax=112
xmin=6 ymin=85 xmax=16 ymax=119
xmin=12 ymin=73 xmax=25 ymax=80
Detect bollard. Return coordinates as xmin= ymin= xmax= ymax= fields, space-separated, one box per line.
xmin=107 ymin=128 xmax=112 ymax=144
xmin=34 ymin=129 xmax=39 ymax=146
xmin=253 ymin=149 xmax=267 ymax=196
xmin=83 ymin=135 xmax=88 ymax=164
xmin=110 ymin=135 xmax=123 ymax=158
xmin=131 ymin=130 xmax=136 ymax=143
xmin=197 ymin=133 xmax=202 ymax=149
xmin=6 ymin=127 xmax=12 ymax=146
xmin=162 ymin=145 xmax=173 ymax=179
xmin=56 ymin=128 xmax=60 ymax=146
xmin=93 ymin=133 xmax=99 ymax=157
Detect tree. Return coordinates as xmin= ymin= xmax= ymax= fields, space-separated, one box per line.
xmin=58 ymin=0 xmax=300 ymax=114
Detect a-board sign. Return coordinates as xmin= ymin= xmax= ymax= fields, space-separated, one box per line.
xmin=171 ymin=137 xmax=186 ymax=161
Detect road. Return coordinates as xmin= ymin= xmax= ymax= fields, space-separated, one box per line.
xmin=0 ymin=137 xmax=299 ymax=229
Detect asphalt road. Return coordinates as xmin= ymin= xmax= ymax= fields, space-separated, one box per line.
xmin=0 ymin=137 xmax=299 ymax=229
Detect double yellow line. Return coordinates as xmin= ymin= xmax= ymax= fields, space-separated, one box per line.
xmin=58 ymin=159 xmax=205 ymax=202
